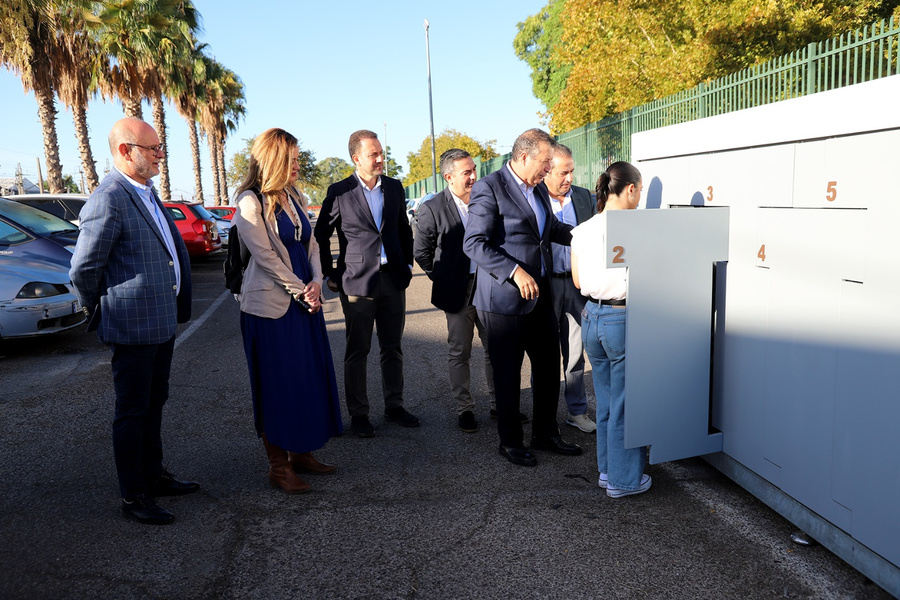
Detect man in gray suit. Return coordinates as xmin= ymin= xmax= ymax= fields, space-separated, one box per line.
xmin=543 ymin=144 xmax=597 ymax=433
xmin=70 ymin=118 xmax=197 ymax=525
xmin=414 ymin=149 xmax=505 ymax=434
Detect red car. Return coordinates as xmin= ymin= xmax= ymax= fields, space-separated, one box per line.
xmin=207 ymin=206 xmax=236 ymax=220
xmin=163 ymin=202 xmax=222 ymax=257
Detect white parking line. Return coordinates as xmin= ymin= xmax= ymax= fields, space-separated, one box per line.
xmin=174 ymin=289 xmax=231 ymax=350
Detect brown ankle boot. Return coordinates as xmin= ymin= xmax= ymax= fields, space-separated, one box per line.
xmin=289 ymin=451 xmax=337 ymax=475
xmin=262 ymin=434 xmax=310 ymax=494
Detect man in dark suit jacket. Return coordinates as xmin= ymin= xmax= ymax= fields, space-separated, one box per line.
xmin=414 ymin=149 xmax=499 ymax=434
xmin=543 ymin=144 xmax=598 ymax=434
xmin=70 ymin=118 xmax=198 ymax=525
xmin=463 ymin=128 xmax=582 ymax=466
xmin=314 ymin=129 xmax=419 ymax=438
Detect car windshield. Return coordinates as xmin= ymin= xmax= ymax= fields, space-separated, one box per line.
xmin=191 ymin=204 xmax=215 ymax=221
xmin=0 ymin=199 xmax=79 ymax=235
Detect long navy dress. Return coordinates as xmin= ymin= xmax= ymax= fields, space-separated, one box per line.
xmin=240 ymin=202 xmax=343 ymax=452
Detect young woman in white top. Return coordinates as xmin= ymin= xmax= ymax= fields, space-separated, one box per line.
xmin=570 ymin=161 xmax=651 ymax=498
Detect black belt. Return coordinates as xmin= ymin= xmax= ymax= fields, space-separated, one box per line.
xmin=551 ymin=271 xmax=572 ymax=279
xmin=589 ymin=298 xmax=626 ymax=306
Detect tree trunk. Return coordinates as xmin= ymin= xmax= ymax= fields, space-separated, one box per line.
xmin=187 ymin=117 xmax=204 ymax=203
xmin=217 ymin=137 xmax=228 ymax=203
xmin=123 ymin=96 xmax=143 ymax=119
xmin=35 ymin=83 xmax=64 ymax=193
xmin=72 ymin=103 xmax=100 ymax=192
xmin=208 ymin=133 xmax=220 ymax=204
xmin=151 ymin=95 xmax=170 ymax=200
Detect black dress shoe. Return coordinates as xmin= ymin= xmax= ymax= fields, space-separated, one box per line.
xmin=490 ymin=409 xmax=530 ymax=424
xmin=499 ymin=444 xmax=537 ymax=467
xmin=531 ymin=436 xmax=583 ymax=456
xmin=351 ymin=415 xmax=375 ymax=437
xmin=458 ymin=410 xmax=478 ymax=433
xmin=122 ymin=495 xmax=174 ymax=525
xmin=384 ymin=407 xmax=420 ymax=427
xmin=147 ymin=471 xmax=200 ymax=497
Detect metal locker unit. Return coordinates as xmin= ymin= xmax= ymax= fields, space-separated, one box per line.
xmin=625 ymin=74 xmax=900 ymax=595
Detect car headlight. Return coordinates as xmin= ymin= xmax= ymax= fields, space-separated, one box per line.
xmin=16 ymin=282 xmax=69 ymax=298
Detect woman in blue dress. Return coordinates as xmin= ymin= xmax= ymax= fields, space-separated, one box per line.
xmin=232 ymin=128 xmax=343 ymax=494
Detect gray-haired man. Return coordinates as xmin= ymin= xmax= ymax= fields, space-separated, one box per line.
xmin=543 ymin=144 xmax=597 ymax=433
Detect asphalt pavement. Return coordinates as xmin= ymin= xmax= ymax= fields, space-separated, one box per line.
xmin=0 ymin=254 xmax=892 ymax=599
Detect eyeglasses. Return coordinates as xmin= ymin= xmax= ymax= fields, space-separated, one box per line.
xmin=126 ymin=142 xmax=164 ymax=153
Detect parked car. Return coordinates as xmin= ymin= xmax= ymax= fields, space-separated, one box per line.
xmin=0 ymin=199 xmax=86 ymax=339
xmin=406 ymin=193 xmax=433 ymax=233
xmin=162 ymin=202 xmax=222 ymax=257
xmin=4 ymin=193 xmax=89 ymax=225
xmin=0 ymin=197 xmax=80 ymax=266
xmin=207 ymin=206 xmax=236 ymax=220
xmin=210 ymin=214 xmax=231 ymax=248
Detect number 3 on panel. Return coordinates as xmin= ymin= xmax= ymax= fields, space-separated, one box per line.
xmin=826 ymin=181 xmax=837 ymax=202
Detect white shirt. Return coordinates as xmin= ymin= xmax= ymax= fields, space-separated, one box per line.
xmin=450 ymin=191 xmax=476 ymax=274
xmin=117 ymin=167 xmax=181 ymax=294
xmin=570 ymin=212 xmax=626 ymax=301
xmin=506 ymin=162 xmax=546 ymax=277
xmin=355 ymin=171 xmax=387 ymax=265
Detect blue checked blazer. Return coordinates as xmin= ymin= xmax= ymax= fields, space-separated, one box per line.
xmin=70 ymin=169 xmax=192 ymax=345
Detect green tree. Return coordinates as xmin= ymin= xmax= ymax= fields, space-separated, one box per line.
xmin=306 ymin=156 xmax=353 ymax=204
xmin=384 ymin=146 xmax=403 ymax=179
xmin=43 ymin=174 xmax=81 ymax=193
xmin=513 ymin=0 xmax=570 ymax=122
xmin=226 ymin=136 xmax=318 ymax=205
xmin=404 ymin=129 xmax=498 ymax=186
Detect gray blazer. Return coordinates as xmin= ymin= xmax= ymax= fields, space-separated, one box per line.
xmin=232 ymin=189 xmax=323 ymax=319
xmin=70 ymin=169 xmax=192 ymax=345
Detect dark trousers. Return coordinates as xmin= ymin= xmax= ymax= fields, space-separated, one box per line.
xmin=110 ymin=336 xmax=175 ymax=499
xmin=339 ymin=272 xmax=406 ymax=416
xmin=478 ymin=281 xmax=561 ymax=447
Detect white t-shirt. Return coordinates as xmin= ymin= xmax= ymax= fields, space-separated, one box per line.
xmin=570 ymin=211 xmax=627 ymax=301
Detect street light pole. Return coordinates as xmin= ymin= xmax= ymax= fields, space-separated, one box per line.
xmin=424 ymin=18 xmax=437 ymax=194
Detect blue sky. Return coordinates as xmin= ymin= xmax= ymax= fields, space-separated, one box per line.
xmin=0 ymin=0 xmax=549 ymax=202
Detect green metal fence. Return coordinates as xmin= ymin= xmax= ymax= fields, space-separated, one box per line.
xmin=404 ymin=16 xmax=900 ymax=199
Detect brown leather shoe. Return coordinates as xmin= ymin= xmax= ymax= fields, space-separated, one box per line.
xmin=262 ymin=434 xmax=311 ymax=494
xmin=289 ymin=452 xmax=337 ymax=475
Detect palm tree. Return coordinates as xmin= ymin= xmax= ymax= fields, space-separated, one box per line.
xmin=0 ymin=0 xmax=67 ymax=193
xmin=172 ymin=43 xmax=209 ymax=203
xmin=93 ymin=0 xmax=201 ymax=200
xmin=53 ymin=0 xmax=106 ymax=192
xmin=198 ymin=57 xmax=244 ymax=205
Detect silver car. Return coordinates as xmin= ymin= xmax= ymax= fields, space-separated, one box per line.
xmin=0 ymin=198 xmax=87 ymax=339
xmin=4 ymin=193 xmax=89 ymax=225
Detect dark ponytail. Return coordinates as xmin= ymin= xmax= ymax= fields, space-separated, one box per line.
xmin=595 ymin=161 xmax=642 ymax=212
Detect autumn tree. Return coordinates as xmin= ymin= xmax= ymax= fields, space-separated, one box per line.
xmin=517 ymin=0 xmax=900 ymax=133
xmin=404 ymin=129 xmax=498 ymax=186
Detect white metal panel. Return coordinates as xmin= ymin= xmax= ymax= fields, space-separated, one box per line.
xmin=605 ymin=207 xmax=729 ymax=464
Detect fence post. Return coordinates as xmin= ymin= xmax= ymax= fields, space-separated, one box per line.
xmin=698 ymin=82 xmax=706 ymax=119
xmin=806 ymin=42 xmax=818 ymax=95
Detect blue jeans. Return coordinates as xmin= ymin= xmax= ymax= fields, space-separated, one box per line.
xmin=582 ymin=302 xmax=645 ymax=490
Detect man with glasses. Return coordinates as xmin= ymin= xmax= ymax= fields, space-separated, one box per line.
xmin=71 ymin=118 xmax=198 ymax=525
xmin=314 ymin=130 xmax=418 ymax=438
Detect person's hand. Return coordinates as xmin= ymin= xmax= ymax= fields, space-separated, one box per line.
xmin=302 ymin=282 xmax=321 ymax=313
xmin=511 ymin=266 xmax=539 ymax=300
xmin=326 ymin=279 xmax=339 ymax=293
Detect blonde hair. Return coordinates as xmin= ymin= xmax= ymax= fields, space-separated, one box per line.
xmin=236 ymin=128 xmax=305 ymax=222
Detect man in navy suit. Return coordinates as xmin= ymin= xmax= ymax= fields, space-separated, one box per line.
xmin=463 ymin=129 xmax=582 ymax=466
xmin=414 ymin=149 xmax=501 ymax=434
xmin=543 ymin=144 xmax=597 ymax=434
xmin=314 ymin=130 xmax=419 ymax=437
xmin=70 ymin=118 xmax=197 ymax=525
